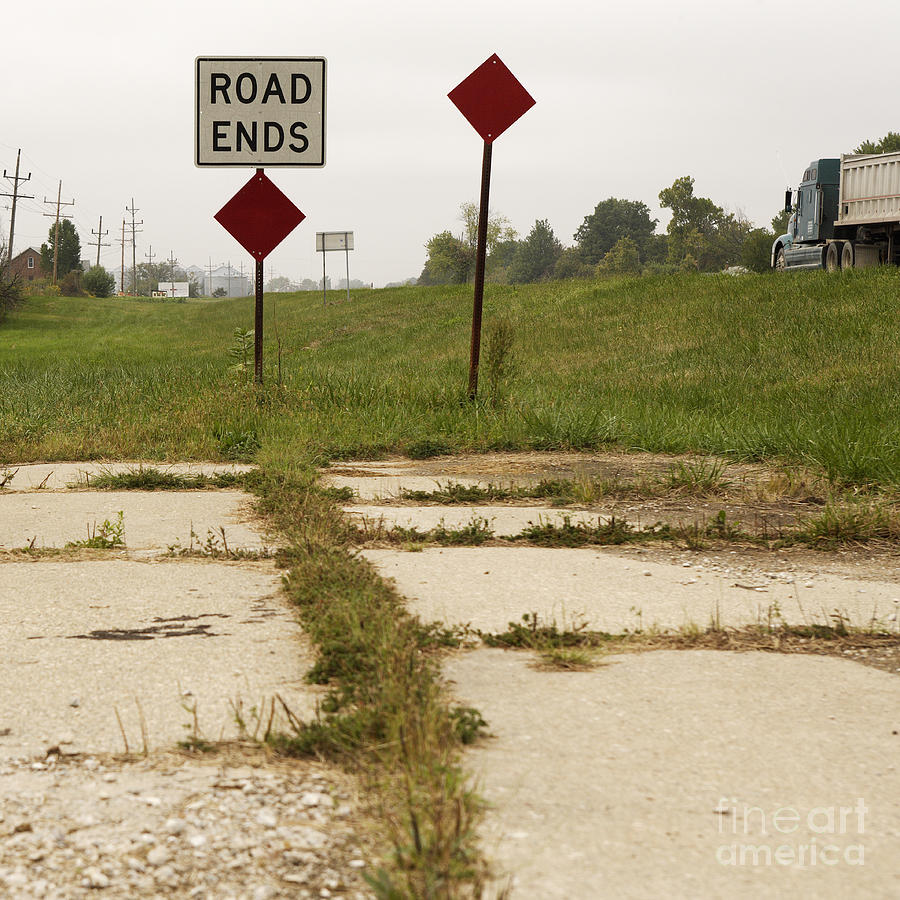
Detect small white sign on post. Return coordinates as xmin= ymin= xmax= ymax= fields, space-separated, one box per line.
xmin=316 ymin=231 xmax=355 ymax=305
xmin=195 ymin=57 xmax=326 ymax=167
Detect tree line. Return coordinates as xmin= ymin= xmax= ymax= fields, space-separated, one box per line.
xmin=420 ymin=178 xmax=785 ymax=286
xmin=420 ymin=131 xmax=900 ymax=286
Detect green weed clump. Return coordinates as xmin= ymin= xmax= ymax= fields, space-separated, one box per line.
xmin=73 ymin=466 xmax=241 ymax=490
xmin=65 ymin=511 xmax=125 ymax=549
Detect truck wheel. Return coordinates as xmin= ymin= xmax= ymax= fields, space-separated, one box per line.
xmin=841 ymin=241 xmax=855 ymax=270
xmin=825 ymin=242 xmax=843 ymax=272
xmin=774 ymin=247 xmax=786 ymax=271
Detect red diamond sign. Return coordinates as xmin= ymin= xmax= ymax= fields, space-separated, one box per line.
xmin=448 ymin=54 xmax=535 ymax=144
xmin=214 ymin=170 xmax=305 ymax=260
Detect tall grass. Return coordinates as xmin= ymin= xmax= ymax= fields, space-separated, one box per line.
xmin=1 ymin=271 xmax=898 ymax=486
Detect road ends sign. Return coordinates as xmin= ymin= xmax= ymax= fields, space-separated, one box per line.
xmin=196 ymin=57 xmax=326 ymax=167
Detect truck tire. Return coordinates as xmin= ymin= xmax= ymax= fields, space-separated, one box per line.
xmin=774 ymin=247 xmax=786 ymax=271
xmin=825 ymin=242 xmax=843 ymax=272
xmin=841 ymin=241 xmax=855 ymax=270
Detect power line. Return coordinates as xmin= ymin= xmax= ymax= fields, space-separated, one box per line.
xmin=1 ymin=149 xmax=35 ymax=264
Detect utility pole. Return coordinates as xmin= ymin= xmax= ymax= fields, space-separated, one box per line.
xmin=143 ymin=245 xmax=156 ymax=296
xmin=227 ymin=261 xmax=232 ymax=297
xmin=238 ymin=260 xmax=247 ymax=295
xmin=117 ymin=220 xmax=126 ymax=295
xmin=90 ymin=216 xmax=109 ymax=268
xmin=42 ymin=181 xmax=75 ymax=285
xmin=125 ymin=199 xmax=142 ymax=295
xmin=206 ymin=258 xmax=221 ymax=297
xmin=1 ymin=149 xmax=34 ymax=265
xmin=167 ymin=250 xmax=178 ymax=298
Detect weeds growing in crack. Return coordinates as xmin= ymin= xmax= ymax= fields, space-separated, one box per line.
xmin=71 ymin=466 xmax=243 ymax=491
xmin=246 ymin=471 xmax=494 ymax=895
xmin=65 ymin=511 xmax=125 ymax=549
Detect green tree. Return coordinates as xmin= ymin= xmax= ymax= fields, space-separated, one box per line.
xmin=421 ymin=203 xmax=517 ymax=285
xmin=658 ymin=176 xmax=750 ymax=271
xmin=458 ymin=201 xmax=517 ymax=254
xmin=265 ymin=275 xmax=294 ymax=292
xmin=740 ymin=228 xmax=775 ymax=273
xmin=508 ymin=220 xmax=563 ymax=283
xmin=771 ymin=207 xmax=791 ymax=236
xmin=597 ymin=237 xmax=641 ymax=275
xmin=82 ymin=265 xmax=116 ymax=297
xmin=574 ymin=198 xmax=658 ymax=265
xmin=854 ymin=132 xmax=900 ymax=154
xmin=486 ymin=237 xmax=520 ymax=283
xmin=40 ymin=219 xmax=82 ymax=280
xmin=420 ymin=231 xmax=474 ymax=284
xmin=552 ymin=246 xmax=594 ymax=280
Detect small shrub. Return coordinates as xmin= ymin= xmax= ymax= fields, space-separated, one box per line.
xmin=213 ymin=425 xmax=260 ymax=460
xmin=82 ymin=265 xmax=116 ymax=298
xmin=484 ymin=315 xmax=516 ymax=406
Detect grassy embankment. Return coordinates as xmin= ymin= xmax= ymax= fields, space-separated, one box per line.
xmin=1 ymin=271 xmax=899 ymax=894
xmin=1 ymin=270 xmax=897 ymax=484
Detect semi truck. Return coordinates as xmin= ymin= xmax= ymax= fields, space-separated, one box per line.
xmin=772 ymin=151 xmax=900 ymax=270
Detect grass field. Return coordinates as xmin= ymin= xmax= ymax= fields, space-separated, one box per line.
xmin=1 ymin=269 xmax=898 ymax=486
xmin=2 ymin=271 xmax=898 ymax=895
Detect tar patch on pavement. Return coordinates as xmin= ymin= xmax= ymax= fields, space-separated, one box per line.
xmin=65 ymin=613 xmax=231 ymax=641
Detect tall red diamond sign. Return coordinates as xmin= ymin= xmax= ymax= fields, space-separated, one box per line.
xmin=214 ymin=170 xmax=305 ymax=260
xmin=448 ymin=54 xmax=535 ymax=144
xmin=448 ymin=54 xmax=534 ymax=400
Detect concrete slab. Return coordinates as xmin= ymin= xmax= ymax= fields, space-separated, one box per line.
xmin=0 ymin=559 xmax=315 ymax=759
xmin=323 ymin=474 xmax=487 ymax=501
xmin=446 ymin=648 xmax=900 ymax=898
xmin=343 ymin=505 xmax=604 ymax=537
xmin=0 ymin=491 xmax=269 ymax=552
xmin=364 ymin=547 xmax=900 ymax=632
xmin=0 ymin=461 xmax=253 ymax=492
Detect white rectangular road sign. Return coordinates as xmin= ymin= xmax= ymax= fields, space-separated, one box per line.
xmin=195 ymin=57 xmax=326 ymax=167
xmin=316 ymin=231 xmax=354 ymax=252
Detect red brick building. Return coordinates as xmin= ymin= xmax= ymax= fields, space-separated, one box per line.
xmin=8 ymin=247 xmax=45 ymax=283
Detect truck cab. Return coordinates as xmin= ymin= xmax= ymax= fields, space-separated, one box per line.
xmin=772 ymin=158 xmax=840 ymax=269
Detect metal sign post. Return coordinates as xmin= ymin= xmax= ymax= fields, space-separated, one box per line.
xmin=448 ymin=54 xmax=535 ymax=399
xmin=316 ymin=231 xmax=354 ymax=307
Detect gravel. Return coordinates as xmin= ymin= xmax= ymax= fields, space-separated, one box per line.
xmin=0 ymin=750 xmax=377 ymax=899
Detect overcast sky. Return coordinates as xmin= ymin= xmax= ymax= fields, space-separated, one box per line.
xmin=4 ymin=0 xmax=900 ymax=287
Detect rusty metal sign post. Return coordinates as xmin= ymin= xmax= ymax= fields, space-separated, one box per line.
xmin=448 ymin=54 xmax=535 ymax=399
xmin=196 ymin=56 xmax=325 ymax=383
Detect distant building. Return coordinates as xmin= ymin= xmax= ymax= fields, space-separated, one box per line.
xmin=157 ymin=282 xmax=190 ymax=298
xmin=7 ymin=247 xmax=45 ymax=283
xmin=186 ymin=264 xmax=249 ymax=297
